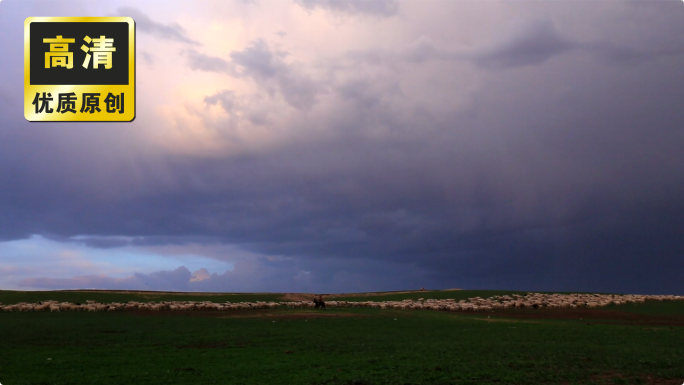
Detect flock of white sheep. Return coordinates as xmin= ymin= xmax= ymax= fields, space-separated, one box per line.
xmin=0 ymin=293 xmax=682 ymax=313
xmin=284 ymin=293 xmax=683 ymax=311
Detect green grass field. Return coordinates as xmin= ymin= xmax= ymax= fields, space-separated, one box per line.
xmin=0 ymin=290 xmax=682 ymax=385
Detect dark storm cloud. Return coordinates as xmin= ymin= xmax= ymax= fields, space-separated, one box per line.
xmin=294 ymin=0 xmax=399 ymax=17
xmin=114 ymin=7 xmax=200 ymax=45
xmin=4 ymin=66 xmax=684 ymax=292
xmin=72 ymin=236 xmax=131 ymax=249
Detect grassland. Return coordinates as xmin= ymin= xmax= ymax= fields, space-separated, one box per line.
xmin=0 ymin=290 xmax=682 ymax=385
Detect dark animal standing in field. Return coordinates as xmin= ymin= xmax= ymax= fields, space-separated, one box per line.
xmin=314 ymin=296 xmax=326 ymax=309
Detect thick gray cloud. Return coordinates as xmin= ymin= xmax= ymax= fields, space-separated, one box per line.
xmin=294 ymin=0 xmax=399 ymax=17
xmin=114 ymin=6 xmax=200 ymax=45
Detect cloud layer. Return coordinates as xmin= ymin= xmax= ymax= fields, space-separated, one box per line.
xmin=1 ymin=0 xmax=684 ymax=294
xmin=114 ymin=6 xmax=200 ymax=45
xmin=294 ymin=0 xmax=399 ymax=17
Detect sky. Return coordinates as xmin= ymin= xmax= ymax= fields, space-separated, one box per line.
xmin=0 ymin=0 xmax=683 ymax=294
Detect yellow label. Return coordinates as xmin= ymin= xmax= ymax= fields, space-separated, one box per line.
xmin=24 ymin=17 xmax=135 ymax=122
